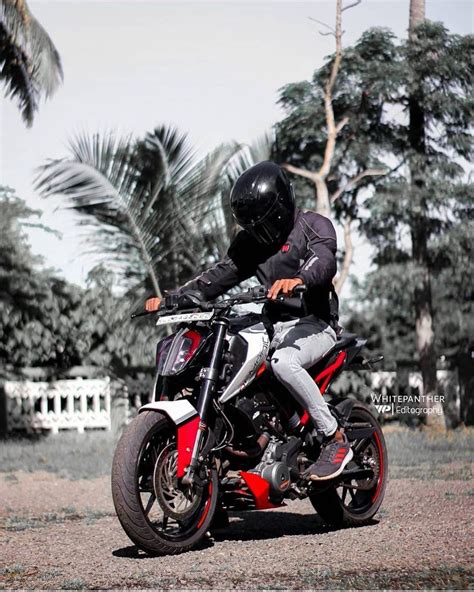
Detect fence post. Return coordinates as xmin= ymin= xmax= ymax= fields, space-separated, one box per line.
xmin=110 ymin=378 xmax=129 ymax=435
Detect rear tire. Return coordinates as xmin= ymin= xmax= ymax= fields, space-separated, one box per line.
xmin=111 ymin=411 xmax=217 ymax=555
xmin=309 ymin=402 xmax=388 ymax=527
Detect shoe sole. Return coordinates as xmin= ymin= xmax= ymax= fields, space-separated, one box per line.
xmin=309 ymin=448 xmax=354 ymax=481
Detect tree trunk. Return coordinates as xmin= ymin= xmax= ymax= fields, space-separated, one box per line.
xmin=314 ymin=177 xmax=331 ymax=218
xmin=408 ymin=0 xmax=445 ymax=429
xmin=409 ymin=0 xmax=425 ymax=33
xmin=333 ymin=218 xmax=353 ymax=295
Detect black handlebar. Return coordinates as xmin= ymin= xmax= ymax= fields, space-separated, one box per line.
xmin=130 ymin=310 xmax=154 ymax=319
xmin=131 ymin=284 xmax=307 ymax=320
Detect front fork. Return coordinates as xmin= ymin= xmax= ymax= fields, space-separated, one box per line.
xmin=181 ymin=318 xmax=229 ymax=486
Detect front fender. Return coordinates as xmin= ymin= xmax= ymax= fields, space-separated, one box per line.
xmin=139 ymin=400 xmax=200 ymax=478
xmin=139 ymin=400 xmax=198 ymax=425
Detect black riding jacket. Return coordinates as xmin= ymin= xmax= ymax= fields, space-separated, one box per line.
xmin=176 ymin=209 xmax=338 ymax=325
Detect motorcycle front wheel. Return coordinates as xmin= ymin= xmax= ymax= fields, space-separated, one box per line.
xmin=111 ymin=410 xmax=217 ymax=555
xmin=309 ymin=401 xmax=388 ymax=527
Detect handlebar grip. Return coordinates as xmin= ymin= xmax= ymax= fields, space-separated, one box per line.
xmin=293 ymin=284 xmax=307 ymax=295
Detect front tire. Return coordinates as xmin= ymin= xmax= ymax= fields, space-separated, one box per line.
xmin=309 ymin=401 xmax=388 ymax=527
xmin=111 ymin=411 xmax=217 ymax=555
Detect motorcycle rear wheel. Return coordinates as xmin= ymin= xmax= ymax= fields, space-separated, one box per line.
xmin=111 ymin=410 xmax=217 ymax=555
xmin=309 ymin=401 xmax=388 ymax=527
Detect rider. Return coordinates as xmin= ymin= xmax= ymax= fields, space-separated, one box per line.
xmin=145 ymin=161 xmax=353 ymax=481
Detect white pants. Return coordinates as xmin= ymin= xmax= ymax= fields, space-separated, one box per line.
xmin=270 ymin=315 xmax=338 ymax=437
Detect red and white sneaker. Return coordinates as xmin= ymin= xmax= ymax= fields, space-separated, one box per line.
xmin=309 ymin=433 xmax=353 ymax=481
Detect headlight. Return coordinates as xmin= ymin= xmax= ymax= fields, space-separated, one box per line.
xmin=156 ymin=335 xmax=174 ymax=375
xmin=161 ymin=328 xmax=203 ymax=376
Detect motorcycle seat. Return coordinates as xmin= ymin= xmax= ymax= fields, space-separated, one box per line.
xmin=333 ymin=331 xmax=358 ymax=350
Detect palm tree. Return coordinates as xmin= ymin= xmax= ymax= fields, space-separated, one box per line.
xmin=35 ymin=126 xmax=242 ymax=300
xmin=0 ymin=0 xmax=63 ymax=125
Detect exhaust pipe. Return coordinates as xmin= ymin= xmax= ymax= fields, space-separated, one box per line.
xmin=224 ymin=432 xmax=270 ymax=459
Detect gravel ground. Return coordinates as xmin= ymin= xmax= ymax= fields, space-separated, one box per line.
xmin=1 ymin=469 xmax=473 ymax=590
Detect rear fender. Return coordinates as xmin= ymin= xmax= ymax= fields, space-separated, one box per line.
xmin=139 ymin=400 xmax=200 ymax=478
xmin=331 ymin=398 xmax=376 ymax=440
xmin=331 ymin=397 xmax=355 ymax=422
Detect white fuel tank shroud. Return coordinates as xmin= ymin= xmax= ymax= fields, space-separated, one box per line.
xmin=219 ymin=323 xmax=270 ymax=403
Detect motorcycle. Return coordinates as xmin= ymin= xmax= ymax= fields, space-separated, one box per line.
xmin=111 ymin=285 xmax=388 ymax=555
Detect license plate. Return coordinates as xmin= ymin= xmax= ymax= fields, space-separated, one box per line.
xmin=156 ymin=311 xmax=214 ymax=325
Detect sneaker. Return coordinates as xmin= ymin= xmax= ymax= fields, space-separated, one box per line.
xmin=308 ymin=433 xmax=353 ymax=481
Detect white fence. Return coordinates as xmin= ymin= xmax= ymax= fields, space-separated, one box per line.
xmin=4 ymin=377 xmax=111 ymax=433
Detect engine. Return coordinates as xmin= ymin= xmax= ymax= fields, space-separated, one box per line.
xmin=250 ymin=437 xmax=292 ymax=498
xmin=223 ymin=395 xmax=300 ymax=501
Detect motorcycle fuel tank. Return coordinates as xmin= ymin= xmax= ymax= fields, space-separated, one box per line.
xmin=219 ymin=323 xmax=270 ymax=403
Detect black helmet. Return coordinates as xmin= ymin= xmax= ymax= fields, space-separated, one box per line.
xmin=230 ymin=161 xmax=295 ymax=246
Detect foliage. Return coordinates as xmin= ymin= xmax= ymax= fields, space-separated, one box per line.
xmin=35 ymin=126 xmax=247 ymax=300
xmin=360 ymin=23 xmax=473 ymax=364
xmin=274 ymin=23 xmax=473 ymax=364
xmin=2 ymin=128 xmax=274 ymax=372
xmin=274 ymin=27 xmax=399 ymax=217
xmin=36 ymin=126 xmax=275 ymax=302
xmin=0 ymin=0 xmax=63 ymax=125
xmin=0 ymin=187 xmax=155 ymax=371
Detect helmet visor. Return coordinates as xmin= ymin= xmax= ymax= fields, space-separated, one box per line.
xmin=241 ymin=196 xmax=294 ymax=246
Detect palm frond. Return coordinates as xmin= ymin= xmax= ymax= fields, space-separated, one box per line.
xmin=0 ymin=16 xmax=36 ymax=123
xmin=214 ymin=132 xmax=274 ymax=240
xmin=0 ymin=0 xmax=63 ymax=125
xmin=35 ymin=131 xmax=165 ymax=297
xmin=133 ymin=126 xmax=197 ymax=218
xmin=36 ymin=126 xmax=268 ymax=298
xmin=27 ymin=12 xmax=63 ymax=97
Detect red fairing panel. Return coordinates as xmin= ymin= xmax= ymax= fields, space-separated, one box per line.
xmin=315 ymin=351 xmax=347 ymax=393
xmin=176 ymin=417 xmax=200 ymax=478
xmin=240 ymin=471 xmax=283 ymax=510
xmin=298 ymin=352 xmax=347 ymax=425
xmin=300 ymin=410 xmax=310 ymax=426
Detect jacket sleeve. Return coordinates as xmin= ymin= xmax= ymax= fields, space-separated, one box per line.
xmin=295 ymin=214 xmax=337 ymax=288
xmin=175 ymin=231 xmax=257 ymax=300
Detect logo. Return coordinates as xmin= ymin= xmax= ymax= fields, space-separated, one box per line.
xmin=281 ymin=243 xmax=290 ymax=253
xmin=370 ymin=392 xmax=446 ymax=416
xmin=374 ymin=404 xmax=393 ymax=414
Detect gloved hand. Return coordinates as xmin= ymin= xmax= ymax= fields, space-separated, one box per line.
xmin=145 ymin=297 xmax=161 ymax=312
xmin=267 ymin=277 xmax=303 ymax=300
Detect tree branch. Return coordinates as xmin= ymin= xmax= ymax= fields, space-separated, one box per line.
xmin=330 ymin=168 xmax=388 ymax=203
xmin=335 ymin=116 xmax=349 ymax=134
xmin=285 ymin=0 xmax=361 ymax=219
xmin=318 ymin=0 xmax=343 ymax=181
xmin=281 ymin=163 xmax=318 ymax=182
xmin=308 ymin=16 xmax=336 ymax=36
xmin=342 ymin=0 xmax=362 ymax=11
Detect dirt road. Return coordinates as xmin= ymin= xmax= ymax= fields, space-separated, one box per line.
xmin=0 ymin=470 xmax=472 ymax=589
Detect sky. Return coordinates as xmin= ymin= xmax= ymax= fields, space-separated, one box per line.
xmin=1 ymin=0 xmax=473 ymax=288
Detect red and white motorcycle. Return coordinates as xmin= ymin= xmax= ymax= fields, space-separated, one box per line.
xmin=111 ymin=285 xmax=387 ymax=555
